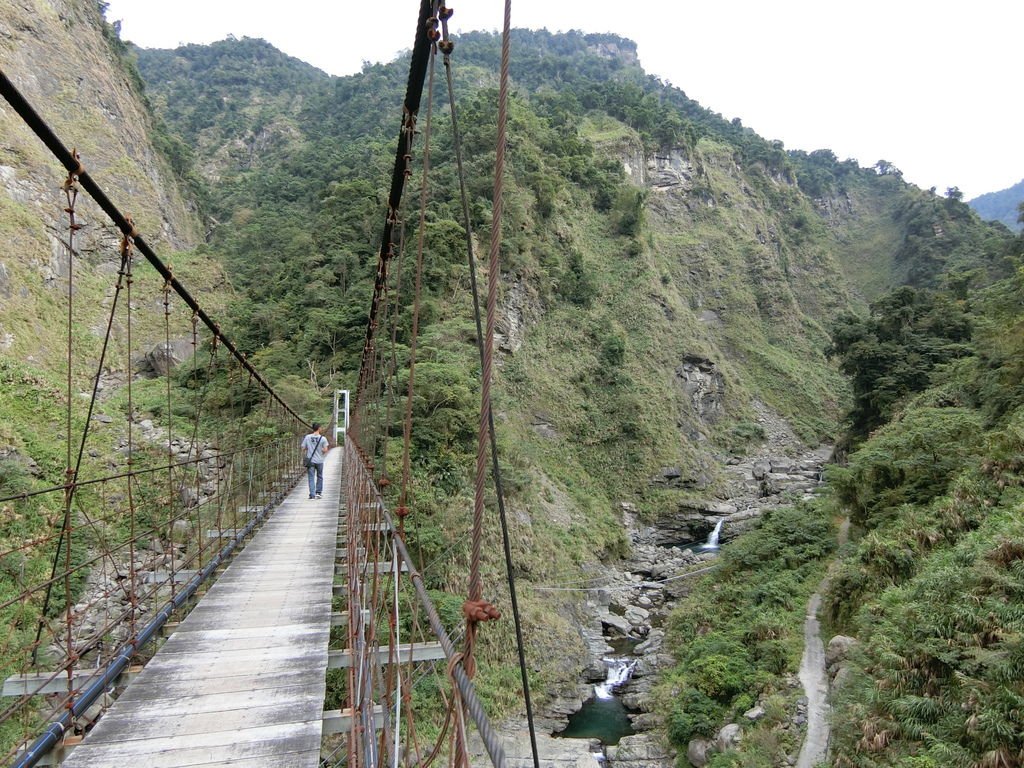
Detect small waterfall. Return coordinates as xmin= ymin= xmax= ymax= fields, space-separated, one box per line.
xmin=594 ymin=657 xmax=637 ymax=700
xmin=702 ymin=518 xmax=725 ymax=550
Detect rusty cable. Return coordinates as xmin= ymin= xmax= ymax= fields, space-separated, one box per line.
xmin=32 ymin=160 xmax=81 ymax=666
xmin=465 ymin=0 xmax=514 ymax=683
xmin=441 ymin=14 xmax=540 ymax=768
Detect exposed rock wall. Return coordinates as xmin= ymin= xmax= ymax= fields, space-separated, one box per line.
xmin=0 ymin=0 xmax=200 ymax=362
xmin=1 ymin=0 xmax=198 ymax=247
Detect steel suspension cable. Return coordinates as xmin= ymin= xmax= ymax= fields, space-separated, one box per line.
xmin=398 ymin=28 xmax=438 ymax=530
xmin=353 ymin=0 xmax=435 ymax=424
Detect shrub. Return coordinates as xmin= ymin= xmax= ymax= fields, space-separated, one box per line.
xmin=667 ymin=687 xmax=725 ymax=745
xmin=831 ymin=406 xmax=983 ymax=528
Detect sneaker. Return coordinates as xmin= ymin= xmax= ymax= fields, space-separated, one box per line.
xmin=309 ymin=495 xmax=315 ymax=499
xmin=316 ymin=494 xmax=322 ymax=499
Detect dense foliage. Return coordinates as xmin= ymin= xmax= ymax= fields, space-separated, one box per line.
xmin=821 ymin=235 xmax=1024 ymax=766
xmin=827 ymin=286 xmax=972 ymax=442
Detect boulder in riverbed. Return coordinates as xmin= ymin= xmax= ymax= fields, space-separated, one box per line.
xmin=607 ymin=733 xmax=674 ymax=768
xmin=686 ymin=738 xmax=712 ymax=767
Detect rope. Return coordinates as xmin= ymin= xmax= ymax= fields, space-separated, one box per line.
xmin=464 ymin=0 xmax=513 ymax=684
xmin=442 ymin=18 xmax=540 ymax=768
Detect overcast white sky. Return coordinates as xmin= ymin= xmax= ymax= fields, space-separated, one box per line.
xmin=105 ymin=0 xmax=1022 ymax=199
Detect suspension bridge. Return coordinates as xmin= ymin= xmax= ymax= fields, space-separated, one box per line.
xmin=0 ymin=1 xmax=539 ymax=766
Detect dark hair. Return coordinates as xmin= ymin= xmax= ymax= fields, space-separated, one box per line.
xmin=311 ymin=422 xmax=321 ymax=431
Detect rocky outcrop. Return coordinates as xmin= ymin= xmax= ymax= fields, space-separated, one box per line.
xmin=649 ymin=462 xmax=714 ymax=491
xmin=0 ymin=445 xmax=43 ymax=477
xmin=716 ymin=723 xmax=743 ymax=752
xmin=826 ymin=634 xmax=858 ymax=690
xmin=497 ymin=276 xmax=535 ymax=355
xmin=587 ymin=39 xmax=639 ymax=65
xmin=607 ymin=734 xmax=674 ymax=768
xmin=683 ymin=724 xmax=744 ymax=767
xmin=0 ymin=2 xmax=198 ymax=250
xmin=648 ymin=149 xmax=695 ymax=193
xmin=530 ymin=411 xmax=559 ymax=439
xmin=141 ymin=338 xmax=195 ymax=377
xmin=687 ymin=738 xmax=712 ymax=767
xmin=0 ymin=0 xmax=201 ymax=366
xmin=676 ymin=355 xmax=725 ymax=427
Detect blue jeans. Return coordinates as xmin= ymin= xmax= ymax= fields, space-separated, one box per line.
xmin=307 ymin=462 xmax=324 ymax=497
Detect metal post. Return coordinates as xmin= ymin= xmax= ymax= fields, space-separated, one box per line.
xmin=334 ymin=389 xmax=350 ymax=445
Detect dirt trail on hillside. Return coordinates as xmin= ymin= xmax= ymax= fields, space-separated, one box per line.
xmin=795 ymin=518 xmax=848 ymax=768
xmin=796 ymin=591 xmax=829 ymax=768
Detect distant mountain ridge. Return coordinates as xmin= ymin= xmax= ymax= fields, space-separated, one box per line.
xmin=969 ymin=177 xmax=1024 ymax=231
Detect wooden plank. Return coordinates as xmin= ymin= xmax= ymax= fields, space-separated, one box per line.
xmin=322 ymin=706 xmax=385 ymax=735
xmin=58 ymin=448 xmax=344 ymax=768
xmin=117 ymin=668 xmax=324 ymax=703
xmin=337 ymin=528 xmax=388 ymax=536
xmin=3 ymin=668 xmax=137 ymax=697
xmin=328 ymin=642 xmax=447 ymax=668
xmin=59 ymin=720 xmax=321 ymax=768
xmin=334 ymin=560 xmax=408 ymax=575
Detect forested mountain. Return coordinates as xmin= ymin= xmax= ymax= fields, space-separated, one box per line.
xmin=969 ymin=178 xmax=1024 ymax=231
xmin=2 ymin=3 xmax=1022 ymax=766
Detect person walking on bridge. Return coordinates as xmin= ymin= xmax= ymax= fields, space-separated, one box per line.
xmin=301 ymin=423 xmax=328 ymax=499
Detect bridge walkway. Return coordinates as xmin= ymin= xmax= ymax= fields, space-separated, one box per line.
xmin=59 ymin=447 xmax=343 ymax=768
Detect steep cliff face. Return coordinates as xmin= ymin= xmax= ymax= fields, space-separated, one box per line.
xmin=0 ymin=0 xmax=201 ymax=364
xmin=541 ymin=126 xmax=850 ymax=474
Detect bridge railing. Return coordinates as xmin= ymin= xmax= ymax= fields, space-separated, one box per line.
xmin=339 ymin=435 xmax=506 ymax=768
xmin=0 ymin=419 xmax=305 ymax=765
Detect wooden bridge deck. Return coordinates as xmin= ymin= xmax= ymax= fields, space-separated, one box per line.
xmin=60 ymin=448 xmax=343 ymax=768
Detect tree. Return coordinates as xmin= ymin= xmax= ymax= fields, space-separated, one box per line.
xmin=830 ymin=406 xmax=984 ymax=528
xmin=827 ymin=287 xmax=972 ymax=440
xmin=874 ymin=159 xmax=903 ymax=178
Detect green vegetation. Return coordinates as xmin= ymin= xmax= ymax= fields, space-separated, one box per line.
xmin=821 ymin=245 xmax=1024 ymax=766
xmin=827 ymin=286 xmax=973 ymax=443
xmin=125 ymin=24 xmax=1022 ymax=740
xmin=659 ymin=503 xmax=836 ymax=761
